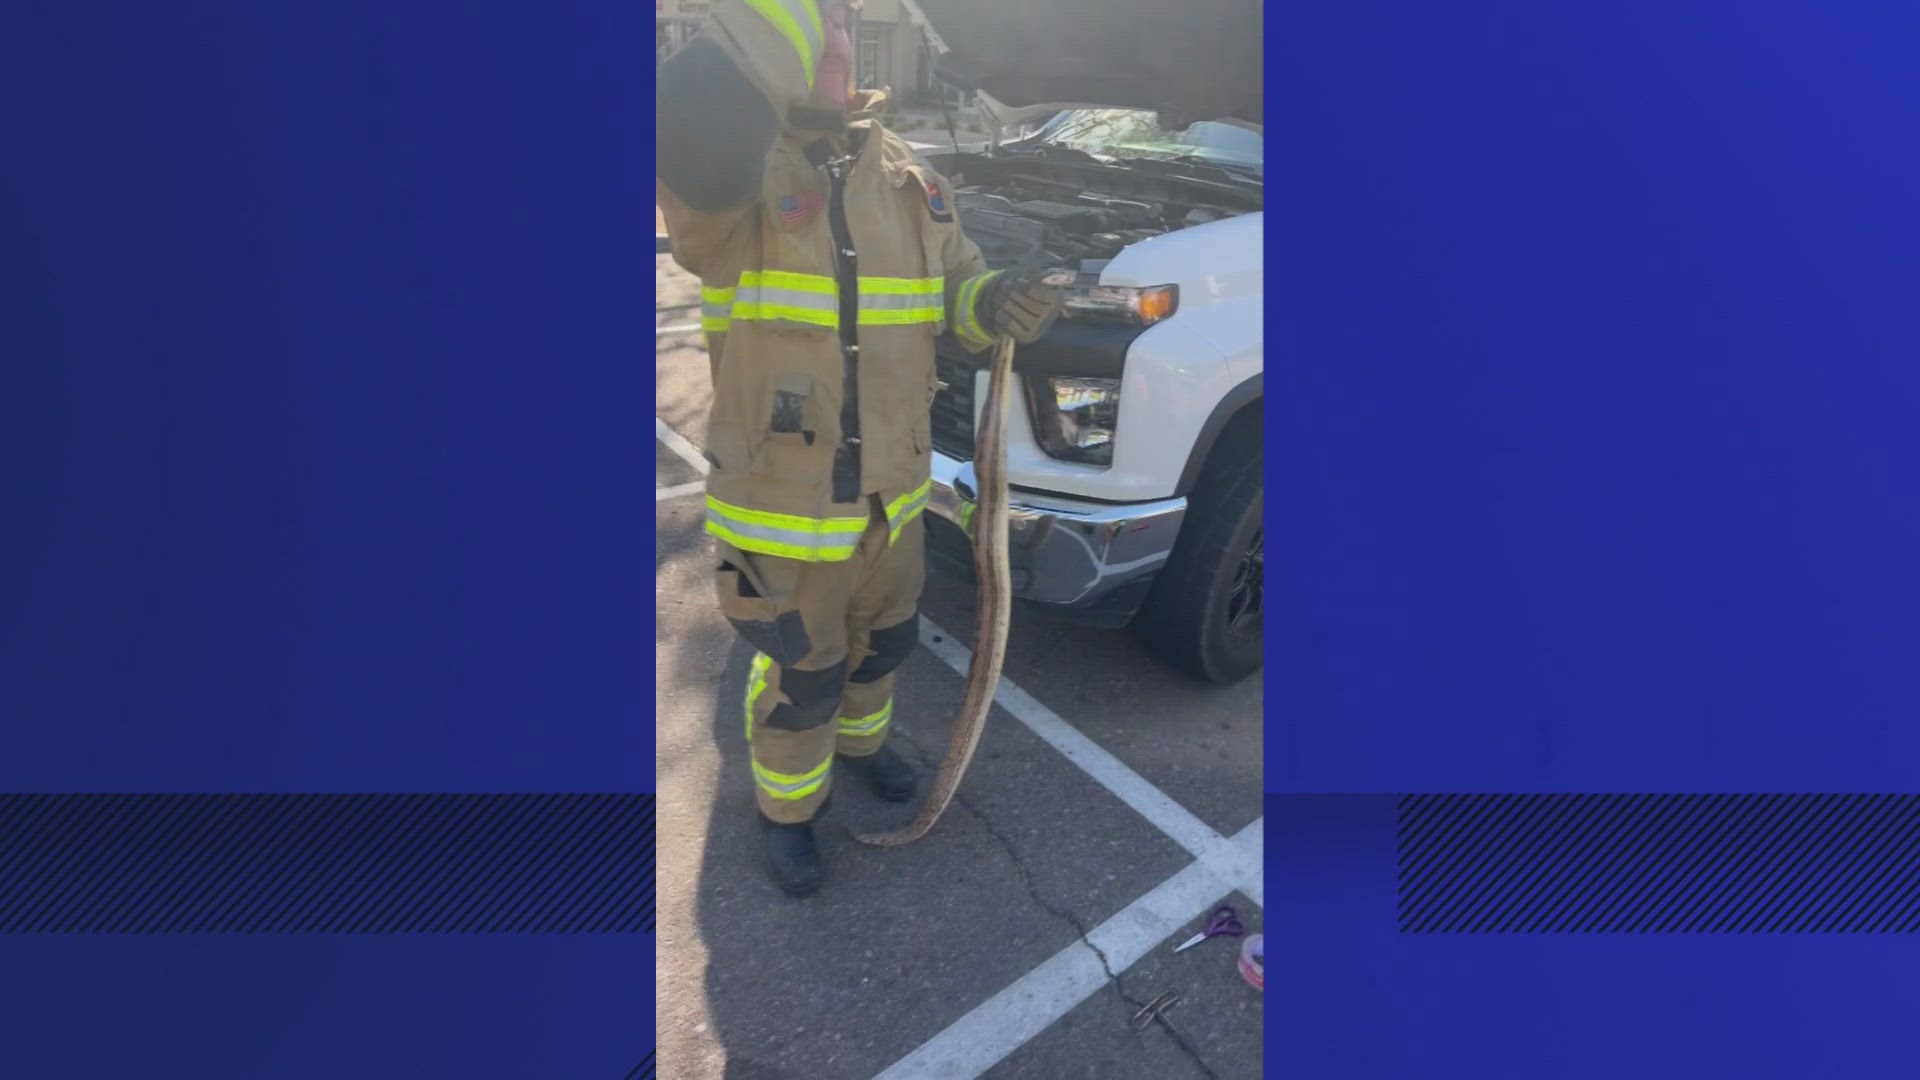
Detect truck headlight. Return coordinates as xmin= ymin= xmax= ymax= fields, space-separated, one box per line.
xmin=1060 ymin=284 xmax=1178 ymax=326
xmin=1024 ymin=376 xmax=1120 ymax=466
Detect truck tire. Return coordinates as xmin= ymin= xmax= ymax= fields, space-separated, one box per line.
xmin=1133 ymin=421 xmax=1263 ymax=683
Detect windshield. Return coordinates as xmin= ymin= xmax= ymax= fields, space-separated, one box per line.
xmin=1033 ymin=108 xmax=1263 ymax=174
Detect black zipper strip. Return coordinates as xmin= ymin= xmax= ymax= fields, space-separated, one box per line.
xmin=823 ymin=137 xmax=863 ymax=505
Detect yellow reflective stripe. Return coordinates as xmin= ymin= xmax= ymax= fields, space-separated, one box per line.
xmin=707 ymin=521 xmax=858 ymax=562
xmin=885 ymin=480 xmax=930 ymax=522
xmin=730 ymin=301 xmax=836 ymax=327
xmin=753 ymin=753 xmax=832 ymax=799
xmin=701 ymin=284 xmax=736 ymax=333
xmin=954 ymin=270 xmax=1000 ymax=348
xmin=857 ymin=277 xmax=944 ymax=327
xmin=740 ymin=269 xmax=836 ymax=294
xmin=726 ymin=305 xmax=941 ymax=328
xmin=743 ymin=0 xmax=821 ymax=89
xmin=723 ymin=274 xmax=940 ymax=296
xmin=795 ymin=0 xmax=823 ymax=49
xmin=838 ymin=699 xmax=893 ymax=737
xmin=859 ymin=276 xmax=943 ymax=296
xmin=706 ymin=286 xmax=733 ymax=332
xmin=857 ymin=306 xmax=942 ymax=326
xmin=712 ymin=275 xmax=946 ymax=330
xmin=730 ymin=270 xmax=839 ymax=328
xmin=957 ymin=499 xmax=976 ymax=538
xmin=885 ymin=478 xmax=932 ymax=544
xmin=744 ymin=652 xmax=772 ymax=742
xmin=704 ymin=495 xmax=865 ymax=563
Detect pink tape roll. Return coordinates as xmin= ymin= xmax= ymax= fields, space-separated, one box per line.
xmin=1238 ymin=933 xmax=1263 ymax=990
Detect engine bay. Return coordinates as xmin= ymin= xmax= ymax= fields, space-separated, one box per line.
xmin=939 ymin=154 xmax=1259 ymax=271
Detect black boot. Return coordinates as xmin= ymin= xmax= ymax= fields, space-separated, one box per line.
xmin=838 ymin=745 xmax=917 ymax=803
xmin=760 ymin=813 xmax=824 ymax=897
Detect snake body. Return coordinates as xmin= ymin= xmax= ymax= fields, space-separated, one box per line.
xmin=853 ymin=332 xmax=1016 ymax=846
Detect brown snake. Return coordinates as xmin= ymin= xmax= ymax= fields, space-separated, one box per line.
xmin=852 ymin=331 xmax=1018 ymax=846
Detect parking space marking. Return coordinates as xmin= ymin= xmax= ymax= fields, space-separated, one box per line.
xmin=657 ymin=480 xmax=706 ymax=502
xmin=654 ymin=413 xmax=1264 ymax=1073
xmin=652 ymin=413 xmax=1259 ymax=903
xmin=874 ymin=819 xmax=1262 ymax=1080
xmin=656 ymin=417 xmax=710 ymax=476
xmin=656 ymin=322 xmax=700 ymax=335
xmin=920 ymin=616 xmax=1264 ymax=908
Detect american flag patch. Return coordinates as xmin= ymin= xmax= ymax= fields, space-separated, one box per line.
xmin=777 ymin=191 xmax=824 ymax=224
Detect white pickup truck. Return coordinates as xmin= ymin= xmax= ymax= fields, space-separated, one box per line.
xmin=912 ymin=0 xmax=1264 ymax=683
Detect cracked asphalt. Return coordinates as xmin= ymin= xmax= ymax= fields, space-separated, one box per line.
xmin=656 ymin=253 xmax=1263 ymax=1079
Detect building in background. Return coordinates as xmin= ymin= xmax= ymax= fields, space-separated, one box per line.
xmin=655 ymin=0 xmax=709 ymax=65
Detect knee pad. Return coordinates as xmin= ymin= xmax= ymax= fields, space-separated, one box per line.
xmin=849 ymin=615 xmax=919 ymax=684
xmin=763 ymin=660 xmax=848 ymax=731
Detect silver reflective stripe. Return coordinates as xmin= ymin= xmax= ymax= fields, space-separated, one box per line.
xmin=887 ymin=482 xmax=931 ymax=539
xmin=742 ymin=0 xmax=824 ymax=89
xmin=858 ymin=293 xmax=937 ymax=312
xmin=788 ymin=0 xmax=823 ymax=69
xmin=705 ymin=505 xmax=865 ymax=556
xmin=744 ymin=652 xmax=773 ymax=742
xmin=734 ymin=284 xmax=839 ymax=313
xmin=838 ymin=700 xmax=892 ymax=737
xmin=753 ymin=756 xmax=831 ymax=798
xmin=954 ymin=270 xmax=1000 ymax=348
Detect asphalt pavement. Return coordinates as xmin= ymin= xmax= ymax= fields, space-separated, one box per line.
xmin=656 ymin=253 xmax=1264 ymax=1079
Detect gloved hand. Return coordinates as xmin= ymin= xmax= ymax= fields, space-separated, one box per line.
xmin=974 ymin=268 xmax=1068 ymax=344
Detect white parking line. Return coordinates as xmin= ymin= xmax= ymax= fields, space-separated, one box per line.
xmin=874 ymin=820 xmax=1263 ymax=1080
xmin=654 ymin=414 xmax=1259 ymax=900
xmin=656 ymin=480 xmax=706 ymax=502
xmin=918 ymin=616 xmax=1264 ymax=908
xmin=656 ymin=322 xmax=701 ymax=336
xmin=651 ymin=414 xmax=1263 ymax=1074
xmin=656 ymin=417 xmax=710 ymax=476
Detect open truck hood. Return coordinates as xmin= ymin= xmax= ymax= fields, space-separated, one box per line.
xmin=907 ymin=0 xmax=1263 ymax=127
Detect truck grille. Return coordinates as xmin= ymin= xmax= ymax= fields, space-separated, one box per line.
xmin=930 ymin=348 xmax=976 ymax=461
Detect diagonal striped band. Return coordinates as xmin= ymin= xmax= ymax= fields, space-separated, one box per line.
xmin=752 ymin=753 xmax=832 ymax=800
xmin=0 ymin=794 xmax=656 ymax=933
xmin=954 ymin=270 xmax=1002 ymax=349
xmin=837 ymin=699 xmax=893 ymax=738
xmin=885 ymin=478 xmax=932 ymax=544
xmin=742 ymin=0 xmax=824 ymax=90
xmin=701 ymin=285 xmax=736 ymax=333
xmin=744 ymin=652 xmax=774 ymax=742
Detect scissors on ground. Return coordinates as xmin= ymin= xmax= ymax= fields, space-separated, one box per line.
xmin=1172 ymin=904 xmax=1245 ymax=953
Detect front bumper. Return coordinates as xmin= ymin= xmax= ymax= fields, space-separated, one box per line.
xmin=924 ymin=450 xmax=1188 ymax=626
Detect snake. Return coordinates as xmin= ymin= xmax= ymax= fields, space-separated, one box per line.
xmin=852 ymin=331 xmax=1017 ymax=847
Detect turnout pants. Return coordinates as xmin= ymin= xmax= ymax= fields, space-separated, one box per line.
xmin=714 ymin=496 xmax=925 ymax=824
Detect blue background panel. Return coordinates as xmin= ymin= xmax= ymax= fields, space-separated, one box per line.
xmin=1 ymin=2 xmax=651 ymax=793
xmin=0 ymin=937 xmax=647 ymax=1078
xmin=1 ymin=3 xmax=652 ymax=1075
xmin=1271 ymin=1 xmax=1920 ymax=792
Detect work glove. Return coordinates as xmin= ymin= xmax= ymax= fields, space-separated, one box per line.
xmin=973 ymin=268 xmax=1069 ymax=344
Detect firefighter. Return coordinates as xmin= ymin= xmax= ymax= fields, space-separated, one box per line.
xmin=657 ymin=0 xmax=1065 ymax=895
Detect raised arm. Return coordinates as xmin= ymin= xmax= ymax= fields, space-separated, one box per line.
xmin=656 ymin=0 xmax=828 ymax=269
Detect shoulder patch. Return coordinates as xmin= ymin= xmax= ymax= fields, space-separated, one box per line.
xmin=922 ymin=177 xmax=953 ymax=224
